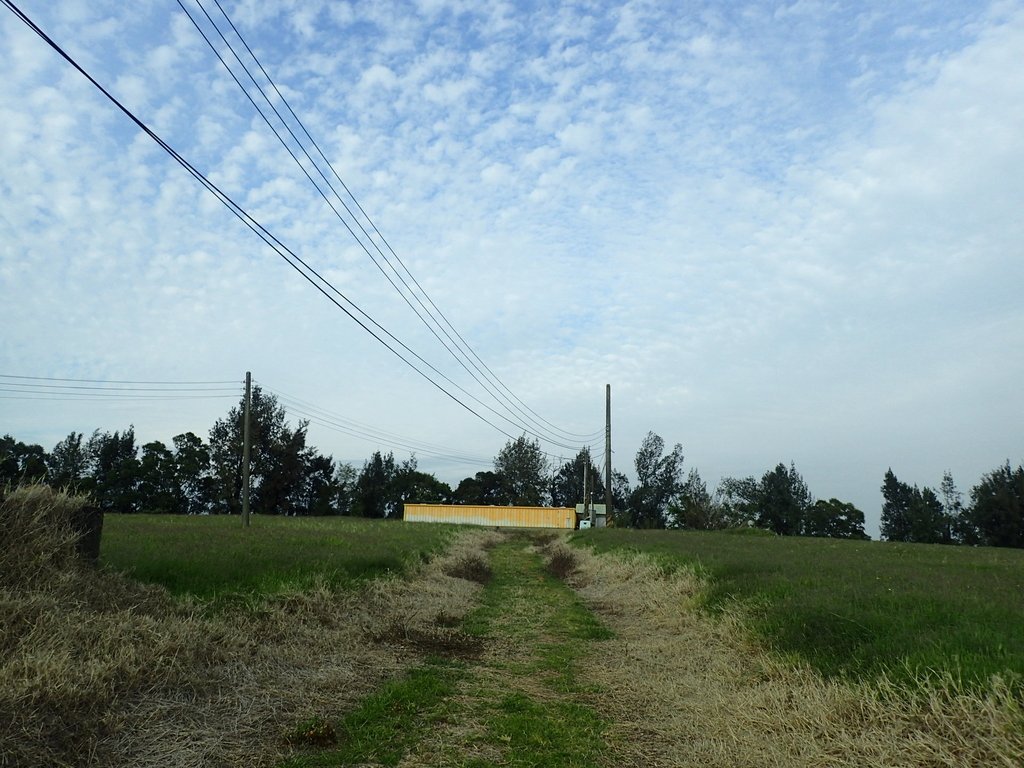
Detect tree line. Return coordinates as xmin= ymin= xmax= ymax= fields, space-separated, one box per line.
xmin=2 ymin=390 xmax=1021 ymax=547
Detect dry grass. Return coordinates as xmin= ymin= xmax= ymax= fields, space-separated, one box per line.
xmin=0 ymin=484 xmax=85 ymax=588
xmin=441 ymin=551 xmax=493 ymax=585
xmin=545 ymin=544 xmax=578 ymax=581
xmin=0 ymin=488 xmax=499 ymax=768
xmin=567 ymin=546 xmax=1024 ymax=767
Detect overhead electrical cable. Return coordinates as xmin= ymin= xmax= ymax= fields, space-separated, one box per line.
xmin=201 ymin=0 xmax=601 ymax=444
xmin=258 ymin=382 xmax=492 ymax=463
xmin=0 ymin=0 xmax=586 ymax=451
xmin=182 ymin=0 xmax=603 ymax=445
xmin=0 ymin=383 xmax=238 ymax=393
xmin=0 ymin=374 xmax=238 ymax=385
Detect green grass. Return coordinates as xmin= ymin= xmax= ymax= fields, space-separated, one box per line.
xmin=280 ymin=535 xmax=611 ymax=767
xmin=460 ymin=539 xmax=609 ymax=766
xmin=100 ymin=514 xmax=456 ymax=597
xmin=574 ymin=528 xmax=1024 ymax=691
xmin=280 ymin=661 xmax=463 ymax=768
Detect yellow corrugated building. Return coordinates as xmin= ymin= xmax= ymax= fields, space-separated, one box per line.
xmin=403 ymin=503 xmax=576 ymax=529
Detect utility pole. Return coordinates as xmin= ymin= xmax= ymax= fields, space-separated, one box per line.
xmin=605 ymin=384 xmax=612 ymax=522
xmin=584 ymin=455 xmax=593 ymax=527
xmin=242 ymin=371 xmax=252 ymax=528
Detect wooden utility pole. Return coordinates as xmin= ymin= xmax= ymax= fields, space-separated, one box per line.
xmin=605 ymin=384 xmax=612 ymax=521
xmin=242 ymin=371 xmax=252 ymax=527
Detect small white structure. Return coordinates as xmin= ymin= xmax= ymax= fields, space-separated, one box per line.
xmin=575 ymin=503 xmax=607 ymax=529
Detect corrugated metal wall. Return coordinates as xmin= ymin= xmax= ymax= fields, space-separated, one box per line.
xmin=403 ymin=503 xmax=577 ymax=529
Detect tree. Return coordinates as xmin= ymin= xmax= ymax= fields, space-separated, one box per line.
xmin=258 ymin=420 xmax=312 ymax=516
xmin=392 ymin=457 xmax=451 ymax=509
xmin=293 ymin=450 xmax=336 ymax=516
xmin=967 ymin=462 xmax=1024 ymax=548
xmin=550 ymin=448 xmax=604 ymax=508
xmin=1 ymin=435 xmax=47 ymax=485
xmin=757 ymin=462 xmax=812 ymax=536
xmin=173 ymin=432 xmax=213 ymax=515
xmin=804 ymin=498 xmax=869 ymax=539
xmin=86 ymin=427 xmax=141 ymax=513
xmin=137 ymin=440 xmax=181 ymax=514
xmin=208 ymin=386 xmax=309 ymax=515
xmin=942 ymin=471 xmax=978 ymax=544
xmin=626 ymin=431 xmax=684 ymax=528
xmin=47 ymin=431 xmax=90 ymax=489
xmin=453 ymin=470 xmax=503 ymax=505
xmin=880 ymin=469 xmax=913 ymax=542
xmin=493 ymin=436 xmax=549 ymax=506
xmin=714 ymin=476 xmax=760 ymax=528
xmin=670 ymin=468 xmax=720 ymax=529
xmin=909 ymin=487 xmax=947 ymax=544
xmin=352 ymin=450 xmax=397 ymax=518
xmin=609 ymin=470 xmax=631 ymax=522
xmin=332 ymin=462 xmax=358 ymax=515
xmin=880 ymin=469 xmax=947 ymax=544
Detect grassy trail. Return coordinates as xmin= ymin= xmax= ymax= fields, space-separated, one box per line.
xmin=284 ymin=536 xmax=612 ymax=768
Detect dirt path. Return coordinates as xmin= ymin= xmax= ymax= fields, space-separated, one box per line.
xmin=275 ymin=532 xmax=1021 ymax=768
xmin=396 ymin=536 xmax=612 ymax=767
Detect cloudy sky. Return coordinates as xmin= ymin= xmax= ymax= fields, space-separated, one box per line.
xmin=2 ymin=0 xmax=1022 ymax=534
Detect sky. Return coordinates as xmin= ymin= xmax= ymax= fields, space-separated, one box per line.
xmin=2 ymin=0 xmax=1022 ymax=536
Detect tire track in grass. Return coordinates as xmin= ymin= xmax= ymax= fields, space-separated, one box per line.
xmin=429 ymin=536 xmax=611 ymax=768
xmin=281 ymin=533 xmax=613 ymax=767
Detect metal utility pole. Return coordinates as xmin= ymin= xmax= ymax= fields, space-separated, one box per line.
xmin=242 ymin=371 xmax=252 ymax=527
xmin=605 ymin=384 xmax=612 ymax=521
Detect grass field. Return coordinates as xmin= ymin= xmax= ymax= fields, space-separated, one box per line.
xmin=100 ymin=513 xmax=457 ymax=597
xmin=573 ymin=528 xmax=1024 ymax=691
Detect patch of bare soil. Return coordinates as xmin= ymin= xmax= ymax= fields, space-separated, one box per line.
xmin=566 ymin=544 xmax=1024 ymax=768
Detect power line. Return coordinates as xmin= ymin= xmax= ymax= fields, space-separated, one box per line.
xmin=0 ymin=0 xmax=588 ymax=453
xmin=262 ymin=384 xmax=487 ymax=459
xmin=0 ymin=374 xmax=238 ymax=385
xmin=181 ymin=0 xmax=603 ymax=445
xmin=0 ymin=390 xmax=235 ymax=401
xmin=0 ymin=383 xmax=238 ymax=393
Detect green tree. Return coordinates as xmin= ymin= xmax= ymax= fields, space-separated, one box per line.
xmin=294 ymin=451 xmax=336 ymax=516
xmin=669 ymin=468 xmax=720 ymax=529
xmin=626 ymin=431 xmax=684 ymax=528
xmin=714 ymin=475 xmax=760 ymax=528
xmin=258 ymin=420 xmax=311 ymax=516
xmin=137 ymin=440 xmax=181 ymax=514
xmin=550 ymin=448 xmax=604 ymax=508
xmin=910 ymin=487 xmax=947 ymax=544
xmin=1 ymin=435 xmax=47 ymax=485
xmin=804 ymin=498 xmax=869 ymax=539
xmin=47 ymin=431 xmax=89 ymax=489
xmin=880 ymin=469 xmax=913 ymax=541
xmin=968 ymin=462 xmax=1024 ymax=548
xmin=392 ymin=456 xmax=451 ymax=509
xmin=208 ymin=386 xmax=308 ymax=515
xmin=493 ymin=436 xmax=549 ymax=506
xmin=86 ymin=427 xmax=141 ymax=513
xmin=609 ymin=469 xmax=631 ymax=522
xmin=880 ymin=469 xmax=947 ymax=544
xmin=941 ymin=471 xmax=978 ymax=544
xmin=332 ymin=462 xmax=358 ymax=515
xmin=352 ymin=450 xmax=397 ymax=518
xmin=453 ymin=470 xmax=503 ymax=505
xmin=757 ymin=462 xmax=812 ymax=536
xmin=172 ymin=432 xmax=213 ymax=515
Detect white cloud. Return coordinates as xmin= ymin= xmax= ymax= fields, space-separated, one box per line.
xmin=1 ymin=0 xmax=1022 ymax=536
